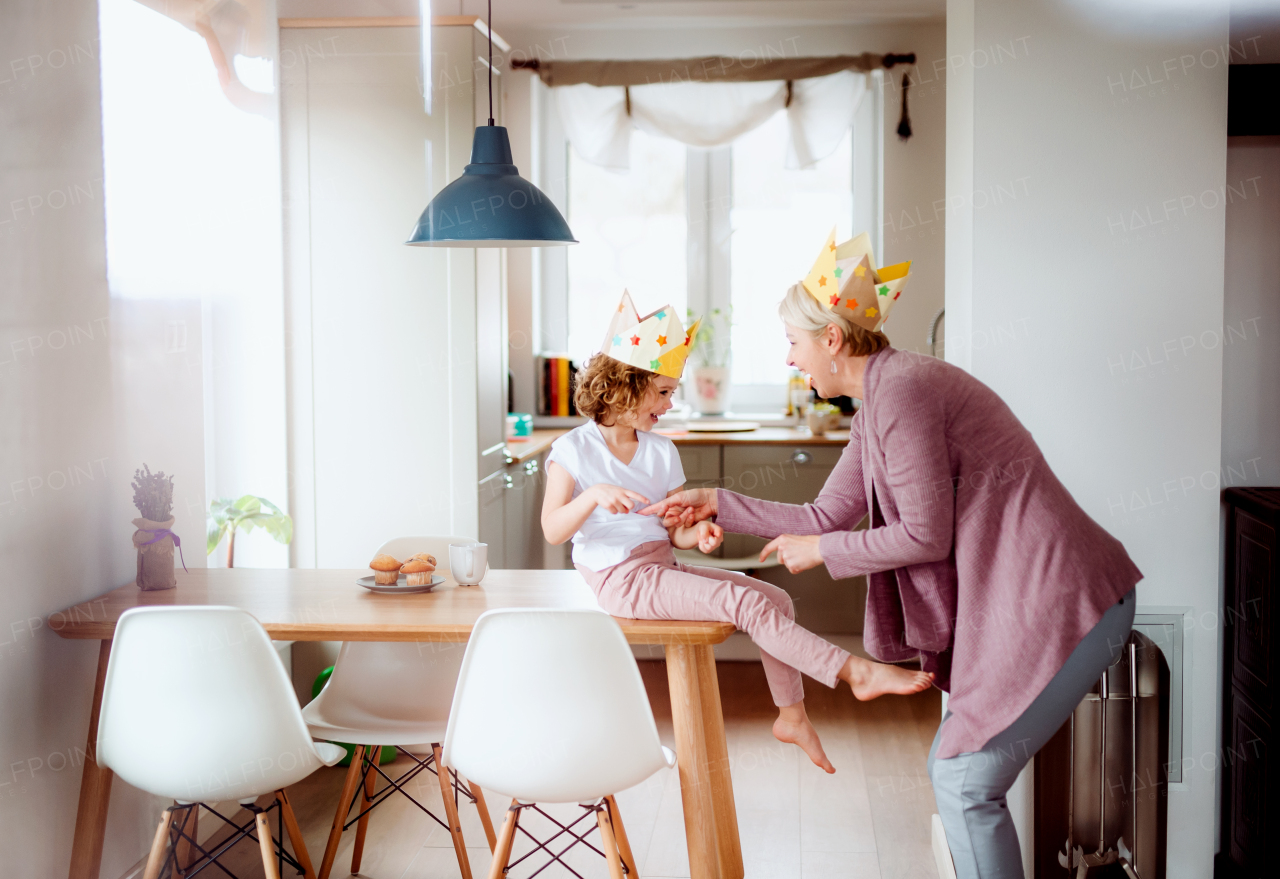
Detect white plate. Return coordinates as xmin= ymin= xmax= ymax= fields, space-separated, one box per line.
xmin=357 ymin=574 xmax=445 ymax=594
xmin=686 ymin=420 xmax=760 ymax=433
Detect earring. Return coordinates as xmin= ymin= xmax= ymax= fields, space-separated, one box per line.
xmin=829 ymin=359 xmax=838 ymax=375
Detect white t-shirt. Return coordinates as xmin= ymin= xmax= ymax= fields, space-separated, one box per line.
xmin=546 ymin=422 xmax=686 ymax=571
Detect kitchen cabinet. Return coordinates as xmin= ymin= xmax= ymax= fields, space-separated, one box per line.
xmin=1219 ymin=487 xmax=1280 ymax=878
xmin=479 ymin=449 xmax=552 ymax=570
xmin=674 ymin=437 xmax=867 ymax=635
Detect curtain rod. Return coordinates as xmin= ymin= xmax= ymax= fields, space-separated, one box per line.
xmin=511 ymin=53 xmax=916 ymax=88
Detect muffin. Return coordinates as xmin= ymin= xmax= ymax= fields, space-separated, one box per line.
xmin=400 ymin=556 xmax=436 ymax=586
xmin=369 ymin=554 xmax=402 ymax=585
xmin=410 ymin=552 xmax=437 ymax=566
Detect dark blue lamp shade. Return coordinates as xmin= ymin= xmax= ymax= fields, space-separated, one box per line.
xmin=406 ymin=125 xmax=577 ymax=247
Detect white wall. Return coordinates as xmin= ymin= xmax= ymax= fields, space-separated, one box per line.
xmin=0 ymin=0 xmax=191 ymax=874
xmin=947 ymin=0 xmax=1230 ymax=875
xmin=1221 ymin=137 xmax=1280 ymax=486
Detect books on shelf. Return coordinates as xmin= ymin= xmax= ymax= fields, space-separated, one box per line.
xmin=535 ymin=356 xmax=578 ymax=417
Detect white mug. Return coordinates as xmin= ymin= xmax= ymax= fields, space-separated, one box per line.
xmin=449 ymin=542 xmax=488 ymax=586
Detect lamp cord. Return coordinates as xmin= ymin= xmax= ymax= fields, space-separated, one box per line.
xmin=487 ymin=0 xmax=494 ymax=125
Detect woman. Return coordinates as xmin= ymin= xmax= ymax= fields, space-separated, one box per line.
xmin=641 ymin=277 xmax=1141 ymax=877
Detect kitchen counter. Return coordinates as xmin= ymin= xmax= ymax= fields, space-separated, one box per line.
xmin=667 ymin=427 xmax=850 ymax=445
xmin=507 ymin=426 xmax=849 ymax=458
xmin=504 ymin=429 xmax=563 ymax=464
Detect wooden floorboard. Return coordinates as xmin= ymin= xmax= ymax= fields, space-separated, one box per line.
xmin=179 ymin=661 xmax=941 ymax=879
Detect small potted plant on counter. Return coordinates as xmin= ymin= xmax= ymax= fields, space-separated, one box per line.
xmin=131 ymin=465 xmax=182 ymax=590
xmin=688 ymin=306 xmax=732 ymax=416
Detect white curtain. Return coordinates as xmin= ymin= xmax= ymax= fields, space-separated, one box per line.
xmin=555 ymin=70 xmax=866 ymax=170
xmin=135 ymin=0 xmax=276 ymax=117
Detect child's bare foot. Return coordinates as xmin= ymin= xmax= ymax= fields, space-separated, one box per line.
xmin=841 ymin=656 xmax=934 ymax=701
xmin=773 ymin=706 xmax=835 ymax=774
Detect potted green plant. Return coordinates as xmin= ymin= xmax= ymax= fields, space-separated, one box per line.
xmin=687 ymin=306 xmax=732 ymax=416
xmin=206 ymin=496 xmax=293 ymax=567
xmin=131 ymin=465 xmax=181 ymax=591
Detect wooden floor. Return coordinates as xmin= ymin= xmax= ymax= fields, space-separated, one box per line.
xmin=187 ymin=661 xmax=942 ymax=879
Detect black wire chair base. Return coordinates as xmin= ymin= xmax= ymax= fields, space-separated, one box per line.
xmin=157 ymin=798 xmax=305 ymax=879
xmin=504 ymin=800 xmax=627 ymax=879
xmin=340 ymin=745 xmax=477 ymax=836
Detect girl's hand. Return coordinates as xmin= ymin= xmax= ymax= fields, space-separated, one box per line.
xmin=695 ymin=520 xmax=724 ymax=553
xmin=640 ymin=488 xmax=717 ymax=525
xmin=760 ymin=534 xmax=823 ymax=573
xmin=588 ymin=484 xmax=650 ymax=515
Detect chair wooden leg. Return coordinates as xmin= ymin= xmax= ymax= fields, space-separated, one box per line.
xmin=605 ymin=795 xmax=638 ymax=878
xmin=256 ymin=812 xmax=282 ymax=879
xmin=486 ymin=801 xmax=521 ymax=879
xmin=141 ymin=810 xmax=171 ymax=879
xmin=432 ymin=744 xmax=473 ymax=879
xmin=596 ymin=807 xmax=627 ymax=879
xmin=467 ymin=778 xmax=498 ymax=852
xmin=318 ymin=744 xmax=366 ymax=879
xmin=276 ymin=789 xmax=317 ymax=879
xmin=351 ymin=746 xmax=379 ymax=873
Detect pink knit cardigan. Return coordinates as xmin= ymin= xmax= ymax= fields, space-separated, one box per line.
xmin=716 ymin=347 xmax=1142 ymax=758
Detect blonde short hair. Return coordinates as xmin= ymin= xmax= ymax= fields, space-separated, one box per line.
xmin=777 ymin=283 xmax=890 ymax=357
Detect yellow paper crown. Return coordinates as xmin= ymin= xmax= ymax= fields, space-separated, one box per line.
xmin=800 ymin=228 xmax=911 ymax=333
xmin=600 ymin=291 xmax=702 ymax=379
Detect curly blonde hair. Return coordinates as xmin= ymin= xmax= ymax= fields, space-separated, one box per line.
xmin=777 ymin=283 xmax=890 ymax=356
xmin=573 ymin=354 xmax=657 ymax=425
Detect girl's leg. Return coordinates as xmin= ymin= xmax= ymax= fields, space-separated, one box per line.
xmin=681 ymin=563 xmax=932 ymax=701
xmin=774 ymin=700 xmax=835 ymax=774
xmin=675 ymin=563 xmax=846 ymax=696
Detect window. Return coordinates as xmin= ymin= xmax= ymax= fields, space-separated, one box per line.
xmin=729 ymin=113 xmax=853 ymax=388
xmin=565 ymin=130 xmax=688 ymax=363
xmin=538 ymin=72 xmax=882 ymax=412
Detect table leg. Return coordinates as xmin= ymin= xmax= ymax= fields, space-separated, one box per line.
xmin=68 ymin=639 xmax=114 ymax=879
xmin=665 ymin=643 xmax=725 ymax=879
xmin=695 ymin=644 xmax=743 ymax=879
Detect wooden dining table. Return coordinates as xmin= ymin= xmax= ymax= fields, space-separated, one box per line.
xmin=52 ymin=567 xmax=744 ymax=879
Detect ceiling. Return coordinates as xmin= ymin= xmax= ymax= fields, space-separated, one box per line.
xmin=277 ymin=0 xmax=947 ymax=30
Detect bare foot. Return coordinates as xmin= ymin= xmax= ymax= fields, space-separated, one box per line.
xmin=773 ymin=715 xmax=836 ymax=774
xmin=842 ymin=656 xmax=934 ymax=701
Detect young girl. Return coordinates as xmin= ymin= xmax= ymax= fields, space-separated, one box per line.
xmin=542 ymin=295 xmax=931 ymax=773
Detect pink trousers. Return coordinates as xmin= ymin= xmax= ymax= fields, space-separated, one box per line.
xmin=576 ymin=540 xmax=851 ymax=707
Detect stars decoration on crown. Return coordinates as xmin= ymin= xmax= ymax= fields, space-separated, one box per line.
xmin=800 ymin=228 xmax=911 ymax=334
xmin=599 ymin=290 xmax=702 ymax=379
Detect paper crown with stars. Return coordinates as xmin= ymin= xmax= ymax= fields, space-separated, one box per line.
xmin=800 ymin=229 xmax=911 ymax=334
xmin=600 ymin=291 xmax=702 ymax=379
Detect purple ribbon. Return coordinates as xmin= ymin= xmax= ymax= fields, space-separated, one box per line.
xmin=140 ymin=528 xmax=188 ymax=572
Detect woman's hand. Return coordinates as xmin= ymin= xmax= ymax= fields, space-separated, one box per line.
xmin=588 ymin=483 xmax=650 ymax=515
xmin=694 ymin=520 xmax=724 ymax=553
xmin=760 ymin=534 xmax=824 ymax=573
xmin=639 ymin=487 xmax=718 ymax=526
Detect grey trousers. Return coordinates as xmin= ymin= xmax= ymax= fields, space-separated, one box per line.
xmin=927 ymin=590 xmax=1136 ymax=879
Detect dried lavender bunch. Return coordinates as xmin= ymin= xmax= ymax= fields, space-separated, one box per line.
xmin=132 ymin=464 xmax=174 ymax=521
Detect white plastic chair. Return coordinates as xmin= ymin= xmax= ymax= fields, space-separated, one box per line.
xmin=97 ymin=606 xmax=344 ymax=879
xmin=304 ymin=536 xmax=495 ymax=879
xmin=444 ymin=609 xmax=677 ymax=879
xmin=376 ymin=535 xmax=473 ymax=577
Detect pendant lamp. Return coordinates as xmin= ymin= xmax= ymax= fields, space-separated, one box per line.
xmin=406 ymin=0 xmax=576 ymax=247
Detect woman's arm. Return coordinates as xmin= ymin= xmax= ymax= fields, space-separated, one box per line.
xmin=540 ymin=461 xmax=652 ymax=545
xmin=714 ymin=414 xmax=869 ymax=539
xmin=815 ymin=378 xmax=955 ymax=579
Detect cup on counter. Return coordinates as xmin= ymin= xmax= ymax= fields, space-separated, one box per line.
xmin=505 ymin=412 xmax=532 ymax=441
xmin=449 ymin=542 xmax=489 ymax=586
xmin=806 ymin=407 xmax=840 ymax=437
